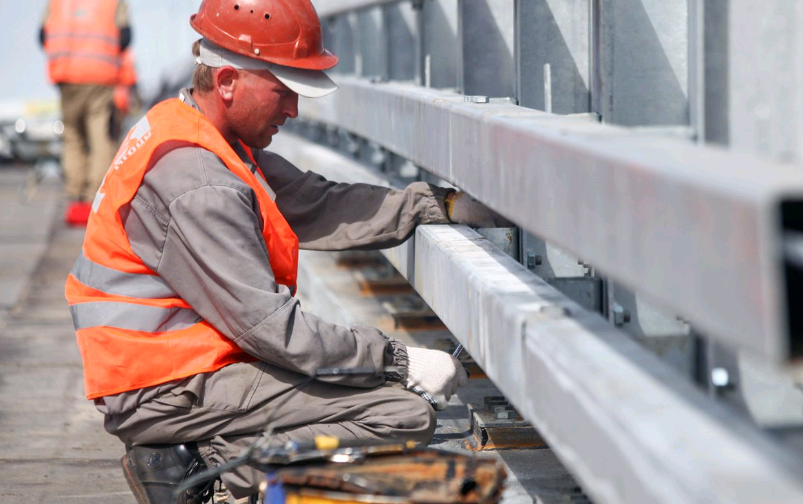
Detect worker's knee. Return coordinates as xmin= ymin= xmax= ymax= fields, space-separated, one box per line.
xmin=385 ymin=391 xmax=437 ymax=444
xmin=417 ymin=398 xmax=438 ymax=442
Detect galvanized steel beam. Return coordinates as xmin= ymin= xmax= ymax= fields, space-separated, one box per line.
xmin=296 ymin=75 xmax=803 ymax=362
xmin=313 ymin=0 xmax=404 ymax=18
xmin=406 ymin=224 xmax=803 ymax=504
xmin=269 ymin=132 xmax=803 ymax=504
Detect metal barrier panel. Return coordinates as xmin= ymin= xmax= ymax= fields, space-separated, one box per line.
xmin=386 ymin=3 xmax=417 ymax=81
xmin=728 ymin=0 xmax=803 ymax=162
xmin=422 ymin=0 xmax=458 ymax=89
xmin=592 ymin=0 xmax=688 ymax=126
xmin=327 ymin=14 xmax=358 ymax=73
xmin=458 ymin=0 xmax=515 ymax=98
xmin=518 ymin=0 xmax=589 ymax=114
xmin=357 ymin=8 xmax=387 ymax=77
xmin=313 ymin=0 xmax=400 ymax=18
xmin=703 ymin=0 xmax=729 ymax=145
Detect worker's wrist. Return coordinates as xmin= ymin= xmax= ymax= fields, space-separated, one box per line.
xmin=384 ymin=339 xmax=409 ymax=383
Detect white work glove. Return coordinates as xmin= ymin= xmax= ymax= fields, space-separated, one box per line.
xmin=445 ymin=191 xmax=514 ymax=228
xmin=404 ymin=347 xmax=469 ymax=410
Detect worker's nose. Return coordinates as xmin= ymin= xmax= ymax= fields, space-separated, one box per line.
xmin=285 ymin=93 xmax=299 ymax=119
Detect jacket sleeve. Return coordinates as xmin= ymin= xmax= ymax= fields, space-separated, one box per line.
xmin=122 ymin=148 xmax=405 ymax=388
xmin=256 ymin=150 xmax=453 ymax=250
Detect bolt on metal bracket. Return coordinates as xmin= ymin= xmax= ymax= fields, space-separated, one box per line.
xmin=467 ymin=398 xmax=545 ymax=450
xmin=461 ymin=96 xmax=519 ymax=105
xmin=711 ymin=367 xmax=732 ymax=388
xmin=526 ymin=251 xmax=543 ymax=269
xmin=612 ymin=303 xmax=631 ymax=326
xmin=463 ymin=95 xmax=490 ymax=103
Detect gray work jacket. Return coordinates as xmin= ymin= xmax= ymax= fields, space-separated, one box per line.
xmin=96 ymin=89 xmax=452 ymax=415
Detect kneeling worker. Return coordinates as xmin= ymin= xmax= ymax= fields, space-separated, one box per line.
xmin=65 ymin=0 xmax=508 ymax=502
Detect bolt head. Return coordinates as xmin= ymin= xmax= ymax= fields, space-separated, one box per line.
xmin=711 ymin=368 xmax=730 ymax=387
xmin=526 ymin=251 xmax=536 ymax=269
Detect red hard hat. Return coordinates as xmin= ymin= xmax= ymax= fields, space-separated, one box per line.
xmin=190 ymin=0 xmax=338 ymax=71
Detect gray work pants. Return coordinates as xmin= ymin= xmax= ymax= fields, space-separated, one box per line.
xmin=104 ymin=362 xmax=435 ymax=498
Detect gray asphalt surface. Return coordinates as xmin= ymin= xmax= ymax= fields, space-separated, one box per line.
xmin=0 ymin=167 xmax=133 ymax=503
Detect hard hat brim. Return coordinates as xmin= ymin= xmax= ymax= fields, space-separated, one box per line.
xmin=197 ymin=38 xmax=338 ymax=98
xmin=267 ymin=64 xmax=338 ymax=98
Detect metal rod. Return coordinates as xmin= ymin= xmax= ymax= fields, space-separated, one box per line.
xmin=544 ymin=63 xmax=552 ymax=113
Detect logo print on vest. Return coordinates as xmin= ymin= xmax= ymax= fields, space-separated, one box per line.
xmin=112 ymin=116 xmax=152 ymax=170
xmin=93 ymin=117 xmax=153 ymax=213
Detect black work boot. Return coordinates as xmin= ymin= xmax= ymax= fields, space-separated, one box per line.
xmin=121 ymin=443 xmax=214 ymax=504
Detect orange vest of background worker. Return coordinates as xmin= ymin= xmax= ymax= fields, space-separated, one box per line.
xmin=40 ymin=0 xmax=132 ymax=226
xmin=65 ymin=99 xmax=300 ymax=399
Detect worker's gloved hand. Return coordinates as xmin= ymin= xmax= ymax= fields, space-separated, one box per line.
xmin=404 ymin=347 xmax=469 ymax=410
xmin=445 ymin=191 xmax=514 ymax=228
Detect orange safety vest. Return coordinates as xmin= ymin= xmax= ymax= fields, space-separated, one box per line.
xmin=65 ymin=98 xmax=300 ymax=399
xmin=44 ymin=0 xmax=121 ymax=85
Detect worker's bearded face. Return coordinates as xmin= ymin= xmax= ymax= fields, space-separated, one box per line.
xmin=226 ymin=69 xmax=299 ymax=149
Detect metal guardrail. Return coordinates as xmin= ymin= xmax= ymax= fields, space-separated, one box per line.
xmin=270 ymin=132 xmax=803 ymax=504
xmin=296 ymin=75 xmax=803 ymax=363
xmin=286 ymin=0 xmax=803 ymax=501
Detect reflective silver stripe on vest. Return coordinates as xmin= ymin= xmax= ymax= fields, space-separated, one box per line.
xmin=48 ymin=51 xmax=121 ymax=66
xmin=70 ymin=302 xmax=202 ymax=332
xmin=71 ymin=251 xmax=177 ymax=299
xmin=46 ymin=31 xmax=120 ymax=45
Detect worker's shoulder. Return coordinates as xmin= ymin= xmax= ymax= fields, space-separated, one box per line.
xmin=143 ymin=144 xmax=252 ymax=202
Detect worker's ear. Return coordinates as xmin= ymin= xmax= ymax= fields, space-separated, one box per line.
xmin=215 ymin=66 xmax=239 ymax=101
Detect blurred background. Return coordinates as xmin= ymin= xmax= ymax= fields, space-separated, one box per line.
xmin=0 ymin=0 xmax=197 ymax=103
xmin=0 ymin=0 xmax=197 ymax=165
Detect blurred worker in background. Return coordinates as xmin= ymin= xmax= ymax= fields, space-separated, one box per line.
xmin=65 ymin=0 xmax=508 ymax=502
xmin=40 ymin=0 xmax=132 ymax=226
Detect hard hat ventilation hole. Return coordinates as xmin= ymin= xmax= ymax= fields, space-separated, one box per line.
xmin=250 ymin=9 xmax=254 ymax=13
xmin=264 ymin=13 xmax=270 ymax=19
xmin=234 ymin=4 xmax=239 ymax=10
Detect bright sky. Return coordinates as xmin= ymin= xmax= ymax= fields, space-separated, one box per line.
xmin=0 ymin=0 xmax=201 ymax=105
